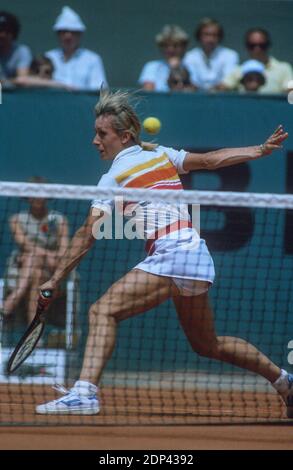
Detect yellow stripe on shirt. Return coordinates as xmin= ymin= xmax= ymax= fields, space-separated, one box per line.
xmin=115 ymin=153 xmax=170 ymax=184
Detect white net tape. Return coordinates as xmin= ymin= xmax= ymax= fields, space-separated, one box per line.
xmin=1 ymin=181 xmax=293 ymax=208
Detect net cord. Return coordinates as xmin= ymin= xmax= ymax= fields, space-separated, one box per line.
xmin=1 ymin=181 xmax=293 ymax=209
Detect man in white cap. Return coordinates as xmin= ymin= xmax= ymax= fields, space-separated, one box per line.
xmin=46 ymin=6 xmax=108 ymax=91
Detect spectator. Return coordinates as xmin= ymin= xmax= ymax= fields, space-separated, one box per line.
xmin=167 ymin=64 xmax=195 ymax=92
xmin=30 ymin=55 xmax=54 ymax=78
xmin=138 ymin=25 xmax=191 ymax=92
xmin=222 ymin=28 xmax=293 ymax=93
xmin=45 ymin=6 xmax=108 ymax=91
xmin=3 ymin=177 xmax=69 ymax=325
xmin=239 ymin=60 xmax=266 ymax=93
xmin=183 ymin=17 xmax=239 ymax=90
xmin=0 ymin=11 xmax=32 ymax=84
xmin=13 ymin=55 xmax=72 ymax=89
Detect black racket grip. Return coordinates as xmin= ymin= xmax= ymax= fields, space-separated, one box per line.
xmin=41 ymin=289 xmax=53 ymax=299
xmin=38 ymin=289 xmax=53 ymax=312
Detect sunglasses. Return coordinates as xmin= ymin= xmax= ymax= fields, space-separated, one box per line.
xmin=246 ymin=42 xmax=269 ymax=50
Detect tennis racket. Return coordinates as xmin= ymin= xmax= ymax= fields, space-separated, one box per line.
xmin=6 ymin=289 xmax=53 ymax=374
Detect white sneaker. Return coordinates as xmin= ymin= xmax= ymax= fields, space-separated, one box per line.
xmin=36 ymin=383 xmax=100 ymax=415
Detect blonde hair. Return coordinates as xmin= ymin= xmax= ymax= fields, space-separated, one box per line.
xmin=94 ymin=90 xmax=141 ymax=144
xmin=155 ymin=24 xmax=189 ymax=46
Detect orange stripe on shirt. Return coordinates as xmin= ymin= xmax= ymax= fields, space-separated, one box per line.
xmin=149 ymin=182 xmax=183 ymax=190
xmin=125 ymin=164 xmax=179 ymax=188
xmin=115 ymin=154 xmax=169 ymax=184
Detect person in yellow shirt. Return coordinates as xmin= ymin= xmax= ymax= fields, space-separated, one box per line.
xmin=221 ymin=28 xmax=293 ymax=93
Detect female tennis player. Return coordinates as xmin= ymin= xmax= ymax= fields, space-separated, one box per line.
xmin=36 ymin=90 xmax=292 ymax=417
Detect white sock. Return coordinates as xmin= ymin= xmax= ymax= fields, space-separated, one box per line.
xmin=272 ymin=369 xmax=288 ymax=394
xmin=73 ymin=380 xmax=98 ymax=396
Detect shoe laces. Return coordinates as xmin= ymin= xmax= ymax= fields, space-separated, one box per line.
xmin=52 ymin=383 xmax=72 ymax=395
xmin=52 ymin=382 xmax=98 ymax=399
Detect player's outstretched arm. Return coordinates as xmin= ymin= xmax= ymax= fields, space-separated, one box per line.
xmin=39 ymin=210 xmax=103 ymax=303
xmin=183 ymin=125 xmax=288 ymax=171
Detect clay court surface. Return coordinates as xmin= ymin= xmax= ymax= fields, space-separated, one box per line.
xmin=0 ymin=424 xmax=293 ymax=450
xmin=0 ymin=384 xmax=292 ymax=449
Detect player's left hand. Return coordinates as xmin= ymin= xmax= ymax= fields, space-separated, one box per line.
xmin=261 ymin=125 xmax=288 ymax=155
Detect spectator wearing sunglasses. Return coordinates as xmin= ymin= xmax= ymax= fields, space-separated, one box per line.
xmin=12 ymin=55 xmax=72 ymax=89
xmin=167 ymin=64 xmax=195 ymax=92
xmin=222 ymin=28 xmax=293 ymax=93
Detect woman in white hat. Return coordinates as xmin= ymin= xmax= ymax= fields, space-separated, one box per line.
xmin=45 ymin=6 xmax=108 ymax=91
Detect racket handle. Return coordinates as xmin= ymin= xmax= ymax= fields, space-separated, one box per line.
xmin=38 ymin=289 xmax=53 ymax=312
xmin=40 ymin=289 xmax=53 ymax=299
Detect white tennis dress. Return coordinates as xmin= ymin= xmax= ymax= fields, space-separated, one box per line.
xmin=92 ymin=145 xmax=215 ymax=296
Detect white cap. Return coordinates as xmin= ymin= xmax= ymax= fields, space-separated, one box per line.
xmin=53 ymin=6 xmax=86 ymax=32
xmin=241 ymin=60 xmax=265 ymax=76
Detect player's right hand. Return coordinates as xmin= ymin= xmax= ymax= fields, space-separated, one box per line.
xmin=38 ymin=280 xmax=58 ymax=309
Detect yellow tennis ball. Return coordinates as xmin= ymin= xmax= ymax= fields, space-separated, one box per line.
xmin=143 ymin=117 xmax=161 ymax=134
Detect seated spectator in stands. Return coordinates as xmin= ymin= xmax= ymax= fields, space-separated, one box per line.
xmin=45 ymin=6 xmax=108 ymax=91
xmin=3 ymin=177 xmax=69 ymax=325
xmin=183 ymin=17 xmax=239 ymax=91
xmin=30 ymin=55 xmax=54 ymax=78
xmin=167 ymin=64 xmax=195 ymax=92
xmin=13 ymin=55 xmax=72 ymax=89
xmin=138 ymin=25 xmax=191 ymax=92
xmin=0 ymin=11 xmax=32 ymax=85
xmin=221 ymin=28 xmax=293 ymax=93
xmin=239 ymin=60 xmax=266 ymax=93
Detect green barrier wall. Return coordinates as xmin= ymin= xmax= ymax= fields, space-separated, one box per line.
xmin=2 ymin=89 xmax=293 ymax=191
xmin=1 ymin=89 xmax=292 ymax=375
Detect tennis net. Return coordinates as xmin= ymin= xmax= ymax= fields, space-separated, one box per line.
xmin=0 ymin=181 xmax=292 ymax=425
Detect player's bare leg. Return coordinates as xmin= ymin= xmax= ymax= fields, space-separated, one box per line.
xmin=36 ymin=270 xmax=178 ymax=414
xmin=79 ymin=269 xmax=178 ymax=384
xmin=173 ymin=292 xmax=281 ymax=382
